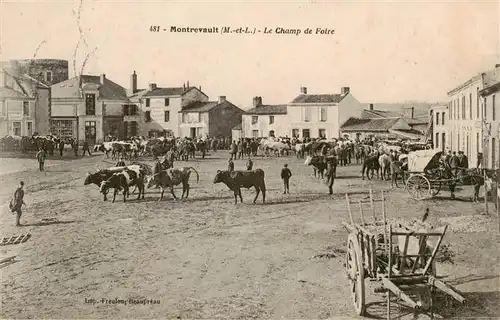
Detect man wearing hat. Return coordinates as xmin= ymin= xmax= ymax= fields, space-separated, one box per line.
xmin=325 ymin=148 xmax=338 ymax=195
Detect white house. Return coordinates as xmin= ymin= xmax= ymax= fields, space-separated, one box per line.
xmin=446 ymin=64 xmax=500 ymax=167
xmin=286 ymin=86 xmax=365 ymax=139
xmin=242 ymin=96 xmax=288 ymax=138
xmin=478 ymin=81 xmax=500 ymax=169
xmin=429 ymin=105 xmax=449 ymax=151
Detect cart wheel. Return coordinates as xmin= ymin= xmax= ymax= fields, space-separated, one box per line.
xmin=346 ymin=233 xmax=366 ymax=315
xmin=406 ymin=174 xmax=432 ymax=200
xmin=430 ymin=181 xmax=441 ymax=196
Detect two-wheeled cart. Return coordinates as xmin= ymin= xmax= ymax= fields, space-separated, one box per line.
xmin=342 ymin=190 xmax=466 ymax=319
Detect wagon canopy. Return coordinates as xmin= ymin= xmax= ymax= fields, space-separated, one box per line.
xmin=407 ymin=149 xmax=443 ymax=172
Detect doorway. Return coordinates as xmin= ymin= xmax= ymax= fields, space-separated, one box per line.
xmin=85 ymin=121 xmax=96 ymax=145
xmin=190 ymin=127 xmax=196 ymax=139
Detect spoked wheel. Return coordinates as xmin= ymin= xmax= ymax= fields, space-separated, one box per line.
xmin=430 ymin=181 xmax=441 ymax=196
xmin=405 ymin=174 xmax=432 ymax=200
xmin=345 ymin=233 xmax=366 ymax=315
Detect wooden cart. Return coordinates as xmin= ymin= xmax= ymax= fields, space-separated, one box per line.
xmin=342 ymin=190 xmax=466 ymax=319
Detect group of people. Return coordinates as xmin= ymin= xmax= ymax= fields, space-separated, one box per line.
xmin=443 ymin=150 xmax=470 ymax=178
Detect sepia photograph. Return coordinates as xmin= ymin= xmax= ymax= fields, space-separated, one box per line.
xmin=0 ymin=0 xmax=499 ymax=319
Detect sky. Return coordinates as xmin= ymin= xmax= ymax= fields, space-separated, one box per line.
xmin=1 ymin=1 xmax=499 ymax=109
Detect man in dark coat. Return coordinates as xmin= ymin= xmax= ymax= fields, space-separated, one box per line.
xmin=281 ymin=164 xmax=292 ymax=194
xmin=325 ymin=150 xmax=338 ymax=195
xmin=73 ymin=140 xmax=79 ymax=157
xmin=82 ymin=141 xmax=92 ymax=156
xmin=58 ymin=140 xmax=65 ymax=158
xmin=246 ymin=158 xmax=253 ymax=170
xmin=450 ymin=151 xmax=459 ymax=177
xmin=36 ymin=148 xmax=46 ymax=172
xmin=227 ymin=158 xmax=234 ymax=172
xmin=10 ymin=181 xmax=25 ymax=227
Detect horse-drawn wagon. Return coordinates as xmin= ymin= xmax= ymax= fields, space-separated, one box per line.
xmin=342 ymin=191 xmax=466 ymax=319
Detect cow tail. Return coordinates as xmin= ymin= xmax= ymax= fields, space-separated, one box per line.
xmin=188 ymin=167 xmax=200 ymax=183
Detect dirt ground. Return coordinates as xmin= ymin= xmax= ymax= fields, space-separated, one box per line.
xmin=0 ymin=151 xmax=498 ymax=319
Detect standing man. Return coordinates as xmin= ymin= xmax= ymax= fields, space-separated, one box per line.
xmin=230 ymin=141 xmax=237 ymax=160
xmin=450 ymin=151 xmax=459 ymax=178
xmin=10 ymin=181 xmax=25 ymax=227
xmin=73 ymin=140 xmax=79 ymax=157
xmin=36 ymin=148 xmax=46 ymax=172
xmin=325 ymin=151 xmax=338 ymax=195
xmin=281 ymin=164 xmax=292 ymax=194
xmin=58 ymin=140 xmax=65 ymax=158
xmin=227 ymin=158 xmax=234 ymax=172
xmin=82 ymin=140 xmax=92 ymax=157
xmin=477 ymin=152 xmax=483 ymax=169
xmin=246 ymin=157 xmax=253 ymax=170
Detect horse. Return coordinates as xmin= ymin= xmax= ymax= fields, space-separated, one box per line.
xmin=378 ymin=153 xmax=393 ymax=181
xmin=361 ymin=153 xmax=380 ymax=180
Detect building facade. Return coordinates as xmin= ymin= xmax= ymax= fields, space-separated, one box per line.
xmin=242 ymin=96 xmax=288 ymax=138
xmin=446 ymin=65 xmax=500 ymax=168
xmin=429 ymin=105 xmax=448 ymax=151
xmin=51 ymin=74 xmax=131 ymax=144
xmin=179 ymin=96 xmax=244 ymax=139
xmin=0 ymin=67 xmax=50 ymax=136
xmin=478 ymin=81 xmax=500 ymax=169
xmin=286 ymin=87 xmax=365 ymax=139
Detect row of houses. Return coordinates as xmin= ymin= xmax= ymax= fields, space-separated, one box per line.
xmin=237 ymin=87 xmax=429 ymax=141
xmin=430 ymin=64 xmax=500 ymax=169
xmin=1 ymin=60 xmax=245 ymax=144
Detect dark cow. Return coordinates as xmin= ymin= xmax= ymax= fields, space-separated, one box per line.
xmin=213 ymin=169 xmax=266 ymax=204
xmin=146 ymin=167 xmax=199 ymax=201
xmin=362 ymin=154 xmax=380 ymax=180
xmin=84 ymin=169 xmax=117 ymax=201
xmin=99 ymin=165 xmax=145 ymax=203
xmin=304 ymin=155 xmax=327 ymax=179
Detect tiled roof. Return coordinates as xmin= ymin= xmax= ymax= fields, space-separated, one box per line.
xmin=245 ymin=105 xmax=287 ymax=115
xmin=179 ymin=101 xmax=219 ymax=113
xmin=51 ymin=75 xmax=128 ymax=100
xmin=142 ymin=87 xmax=187 ymax=97
xmin=291 ymin=94 xmax=344 ymax=104
xmin=388 ymin=129 xmax=424 ymax=140
xmin=341 ymin=117 xmax=401 ymax=132
xmin=362 ymin=109 xmax=402 ymax=119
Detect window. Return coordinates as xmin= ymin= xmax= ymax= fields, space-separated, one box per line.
xmin=51 ymin=120 xmax=74 ymax=139
xmin=0 ymin=101 xmax=4 ymax=116
xmin=484 ymin=98 xmax=487 ymax=120
xmin=23 ymin=101 xmax=29 ymax=116
xmin=145 ymin=111 xmax=151 ymax=122
xmin=435 ymin=133 xmax=439 ymax=148
xmin=462 ymin=96 xmax=466 ymax=119
xmin=442 ymin=112 xmax=445 ymax=126
xmin=129 ymin=121 xmax=138 ymax=136
xmin=435 ymin=112 xmax=439 ymax=126
xmin=164 ymin=111 xmax=170 ymax=122
xmin=319 ymin=107 xmax=327 ymax=122
xmin=130 ymin=105 xmax=137 ymax=116
xmin=476 ymin=132 xmax=480 ymax=153
xmin=164 ymin=98 xmax=169 ymax=106
xmin=302 ymin=129 xmax=310 ymax=138
xmin=12 ymin=121 xmax=21 ymax=136
xmin=302 ymin=108 xmax=311 ymax=122
xmin=469 ymin=93 xmax=472 ymax=119
xmin=457 ymin=133 xmax=460 ymax=151
xmin=318 ymin=129 xmax=326 ymax=138
xmin=252 ymin=130 xmax=259 ymax=138
xmin=477 ymin=87 xmax=480 ymax=118
xmin=441 ymin=133 xmax=446 ymax=152
xmin=492 ymin=138 xmax=497 ymax=169
xmin=292 ymin=129 xmax=299 ymax=138
xmin=145 ymin=98 xmax=150 ymax=107
xmin=85 ymin=94 xmax=96 ymax=115
xmin=45 ymin=71 xmax=52 ymax=83
xmin=251 ymin=116 xmax=258 ymax=124
xmin=493 ymin=94 xmax=496 ymax=120
xmin=269 ymin=130 xmax=275 ymax=137
xmin=269 ymin=116 xmax=274 ymax=124
xmin=182 ymin=113 xmax=187 ymax=123
xmin=198 ymin=113 xmax=202 ymax=123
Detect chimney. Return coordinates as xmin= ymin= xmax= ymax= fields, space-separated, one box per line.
xmin=199 ymin=85 xmax=201 ymax=91
xmin=411 ymin=106 xmax=415 ymax=119
xmin=369 ymin=103 xmax=374 ymax=110
xmin=218 ymin=96 xmax=226 ymax=103
xmin=253 ymin=96 xmax=262 ymax=107
xmin=187 ymin=81 xmax=190 ymax=89
xmin=300 ymin=87 xmax=307 ymax=94
xmin=100 ymin=74 xmax=106 ymax=84
xmin=129 ymin=71 xmax=137 ymax=95
xmin=183 ymin=83 xmax=186 ymax=91
xmin=149 ymin=83 xmax=157 ymax=90
xmin=341 ymin=87 xmax=350 ymax=95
